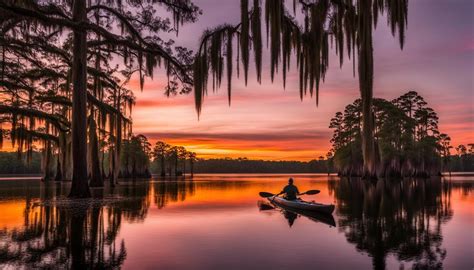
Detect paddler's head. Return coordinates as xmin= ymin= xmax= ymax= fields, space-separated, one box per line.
xmin=288 ymin=178 xmax=294 ymax=185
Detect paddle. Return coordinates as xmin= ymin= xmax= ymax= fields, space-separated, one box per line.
xmin=259 ymin=192 xmax=275 ymax=198
xmin=259 ymin=190 xmax=320 ymax=198
xmin=257 ymin=200 xmax=275 ymax=211
xmin=300 ymin=190 xmax=320 ymax=195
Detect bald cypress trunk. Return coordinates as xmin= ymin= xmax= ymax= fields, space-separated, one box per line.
xmin=160 ymin=153 xmax=166 ymax=177
xmin=54 ymin=156 xmax=62 ymax=181
xmin=183 ymin=159 xmax=186 ymax=177
xmin=174 ymin=155 xmax=178 ymax=176
xmin=359 ymin=0 xmax=377 ymax=179
xmin=89 ymin=118 xmax=103 ymax=187
xmin=42 ymin=141 xmax=52 ymax=181
xmin=69 ymin=0 xmax=91 ymax=197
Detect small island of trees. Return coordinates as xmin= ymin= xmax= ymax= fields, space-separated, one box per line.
xmin=328 ymin=91 xmax=472 ymax=177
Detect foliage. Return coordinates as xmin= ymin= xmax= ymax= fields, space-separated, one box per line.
xmin=120 ymin=134 xmax=151 ymax=178
xmin=0 ymin=0 xmax=200 ymax=194
xmin=329 ymin=91 xmax=455 ymax=177
xmin=151 ymin=141 xmax=197 ymax=177
xmin=194 ymin=0 xmax=407 ymax=112
xmin=189 ymin=157 xmax=332 ymax=174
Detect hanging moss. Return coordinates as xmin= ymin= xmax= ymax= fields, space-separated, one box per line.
xmin=191 ymin=1 xmax=408 ymax=121
xmin=251 ymin=0 xmax=262 ymax=83
xmin=226 ymin=30 xmax=233 ymax=105
xmin=241 ymin=0 xmax=250 ymax=85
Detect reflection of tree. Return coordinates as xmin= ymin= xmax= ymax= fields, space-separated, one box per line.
xmin=116 ymin=181 xmax=151 ymax=222
xmin=153 ymin=179 xmax=261 ymax=209
xmin=0 ymin=181 xmax=155 ymax=269
xmin=328 ymin=178 xmax=453 ymax=270
xmin=154 ymin=180 xmax=196 ymax=209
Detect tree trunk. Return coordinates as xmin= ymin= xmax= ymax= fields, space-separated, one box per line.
xmin=101 ymin=149 xmax=106 ymax=179
xmin=54 ymin=155 xmax=62 ymax=181
xmin=174 ymin=156 xmax=178 ymax=176
xmin=109 ymin=90 xmax=122 ymax=186
xmin=112 ymin=117 xmax=122 ymax=184
xmin=42 ymin=141 xmax=52 ymax=181
xmin=69 ymin=0 xmax=91 ymax=197
xmin=183 ymin=159 xmax=186 ymax=177
xmin=89 ymin=118 xmax=103 ymax=187
xmin=109 ymin=145 xmax=116 ymax=186
xmin=60 ymin=132 xmax=73 ymax=181
xmin=160 ymin=155 xmax=165 ymax=177
xmin=359 ymin=0 xmax=377 ymax=179
xmin=190 ymin=161 xmax=194 ymax=178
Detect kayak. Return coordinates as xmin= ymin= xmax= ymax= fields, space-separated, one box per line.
xmin=268 ymin=196 xmax=335 ymax=215
xmin=259 ymin=200 xmax=336 ymax=227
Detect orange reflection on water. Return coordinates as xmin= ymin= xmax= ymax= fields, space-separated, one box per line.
xmin=0 ymin=200 xmax=28 ymax=228
xmin=147 ymin=175 xmax=336 ymax=210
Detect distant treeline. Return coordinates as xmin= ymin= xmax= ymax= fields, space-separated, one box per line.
xmin=189 ymin=158 xmax=331 ymax=174
xmin=0 ymin=145 xmax=473 ymax=175
xmin=0 ymin=151 xmax=41 ymax=174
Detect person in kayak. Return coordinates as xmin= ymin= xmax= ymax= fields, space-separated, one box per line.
xmin=277 ymin=178 xmax=300 ymax=200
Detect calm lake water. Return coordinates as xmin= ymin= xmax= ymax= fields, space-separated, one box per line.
xmin=0 ymin=174 xmax=472 ymax=270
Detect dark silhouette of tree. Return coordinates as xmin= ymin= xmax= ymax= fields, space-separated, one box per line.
xmin=438 ymin=134 xmax=452 ymax=175
xmin=329 ymin=91 xmax=450 ymax=177
xmin=152 ymin=141 xmax=171 ymax=177
xmin=88 ymin=116 xmax=103 ymax=187
xmin=185 ymin=157 xmax=331 ymax=173
xmin=187 ymin=151 xmax=197 ymax=177
xmin=177 ymin=146 xmax=187 ymax=176
xmin=452 ymin=144 xmax=474 ymax=172
xmin=193 ymin=0 xmax=408 ymax=179
xmin=120 ymin=134 xmax=151 ymax=178
xmin=1 ymin=0 xmax=199 ymax=197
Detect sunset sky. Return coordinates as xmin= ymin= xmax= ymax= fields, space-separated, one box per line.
xmin=130 ymin=0 xmax=473 ymax=161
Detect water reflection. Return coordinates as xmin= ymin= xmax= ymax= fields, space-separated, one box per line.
xmin=0 ymin=179 xmax=197 ymax=269
xmin=154 ymin=180 xmax=195 ymax=209
xmin=0 ymin=175 xmax=471 ymax=270
xmin=0 ymin=189 xmax=127 ymax=268
xmin=328 ymin=177 xmax=454 ymax=270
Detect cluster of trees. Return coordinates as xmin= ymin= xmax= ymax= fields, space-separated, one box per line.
xmin=120 ymin=135 xmax=152 ymax=179
xmin=328 ymin=91 xmax=469 ymax=177
xmin=190 ymin=157 xmax=332 ymax=173
xmin=447 ymin=144 xmax=474 ymax=172
xmin=0 ymin=134 xmax=155 ymax=179
xmin=150 ymin=141 xmax=197 ymax=177
xmin=0 ymin=0 xmax=199 ymax=196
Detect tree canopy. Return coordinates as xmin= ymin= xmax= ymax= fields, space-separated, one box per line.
xmin=329 ymin=91 xmax=454 ymax=177
xmin=0 ymin=0 xmax=200 ymax=195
